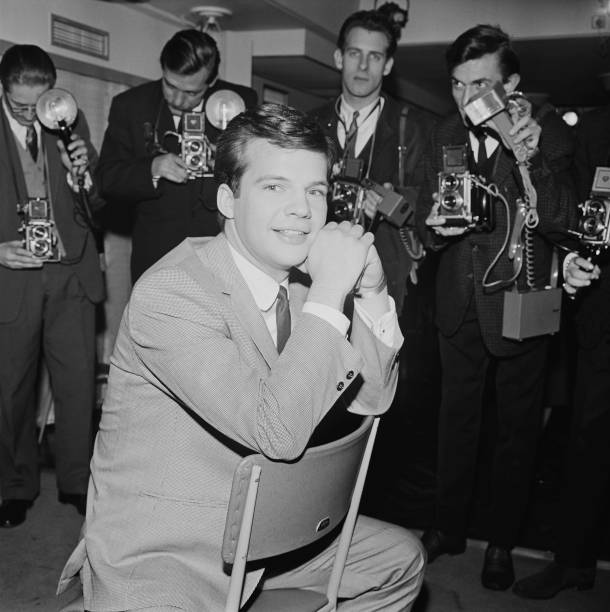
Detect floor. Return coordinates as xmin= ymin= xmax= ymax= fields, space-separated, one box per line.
xmin=1 ymin=468 xmax=609 ymax=612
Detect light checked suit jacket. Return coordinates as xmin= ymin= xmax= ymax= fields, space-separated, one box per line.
xmin=59 ymin=233 xmax=401 ymax=611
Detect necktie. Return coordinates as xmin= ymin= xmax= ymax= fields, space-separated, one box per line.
xmin=476 ymin=132 xmax=487 ymax=167
xmin=275 ymin=285 xmax=291 ymax=354
xmin=26 ymin=125 xmax=38 ymax=162
xmin=344 ymin=110 xmax=359 ymax=159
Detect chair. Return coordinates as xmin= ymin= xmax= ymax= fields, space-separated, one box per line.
xmin=221 ymin=415 xmax=380 ymax=612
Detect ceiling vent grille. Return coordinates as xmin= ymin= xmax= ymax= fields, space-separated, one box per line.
xmin=51 ymin=14 xmax=109 ymax=60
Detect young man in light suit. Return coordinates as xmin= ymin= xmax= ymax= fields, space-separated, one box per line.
xmin=60 ymin=103 xmax=425 ymax=611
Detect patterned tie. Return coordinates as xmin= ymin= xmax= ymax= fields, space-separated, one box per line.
xmin=275 ymin=285 xmax=291 ymax=354
xmin=344 ymin=110 xmax=359 ymax=159
xmin=26 ymin=125 xmax=38 ymax=162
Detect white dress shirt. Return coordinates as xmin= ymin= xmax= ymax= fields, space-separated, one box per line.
xmin=227 ymin=242 xmax=401 ymax=350
xmin=337 ymin=96 xmax=385 ymax=158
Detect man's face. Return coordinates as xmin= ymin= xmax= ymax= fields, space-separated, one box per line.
xmin=218 ymin=138 xmax=329 ymax=282
xmin=161 ymin=66 xmax=210 ymax=115
xmin=334 ymin=27 xmax=394 ymax=105
xmin=4 ymin=82 xmax=50 ymax=127
xmin=451 ymin=51 xmax=519 ymax=123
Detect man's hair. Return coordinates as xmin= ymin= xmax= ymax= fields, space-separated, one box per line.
xmin=215 ymin=103 xmax=337 ymax=194
xmin=445 ymin=24 xmax=520 ymax=81
xmin=337 ymin=9 xmax=399 ymax=58
xmin=0 ymin=45 xmax=56 ymax=92
xmin=160 ymin=29 xmax=220 ymax=84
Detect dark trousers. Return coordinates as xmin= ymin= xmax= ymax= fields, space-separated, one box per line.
xmin=0 ymin=265 xmax=95 ymax=500
xmin=556 ymin=332 xmax=610 ymax=569
xmin=436 ymin=319 xmax=548 ymax=548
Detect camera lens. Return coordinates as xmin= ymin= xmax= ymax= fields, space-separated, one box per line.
xmin=441 ymin=175 xmax=460 ymax=191
xmin=588 ymin=199 xmax=605 ymax=215
xmin=188 ymin=140 xmax=203 ymax=153
xmin=442 ymin=194 xmax=459 ymax=210
xmin=189 ymin=155 xmax=201 ymax=167
xmin=31 ymin=226 xmax=49 ymax=239
xmin=582 ymin=216 xmax=602 ymax=236
xmin=32 ymin=240 xmax=49 ymax=256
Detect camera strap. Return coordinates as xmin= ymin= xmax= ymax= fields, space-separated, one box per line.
xmin=397 ymin=105 xmax=424 ymax=268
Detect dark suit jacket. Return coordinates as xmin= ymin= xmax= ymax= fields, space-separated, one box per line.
xmin=0 ymin=104 xmax=104 ymax=322
xmin=310 ymin=95 xmax=431 ymax=312
xmin=415 ymin=111 xmax=577 ymax=357
xmin=96 ymin=78 xmax=257 ymax=281
xmin=571 ymin=106 xmax=610 ymax=348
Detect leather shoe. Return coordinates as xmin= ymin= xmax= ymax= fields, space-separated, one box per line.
xmin=0 ymin=499 xmax=30 ymax=528
xmin=513 ymin=562 xmax=595 ymax=599
xmin=420 ymin=529 xmax=466 ymax=563
xmin=481 ymin=545 xmax=515 ymax=590
xmin=58 ymin=491 xmax=86 ymax=516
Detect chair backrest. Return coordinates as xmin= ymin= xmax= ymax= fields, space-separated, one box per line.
xmin=221 ymin=415 xmax=379 ymax=611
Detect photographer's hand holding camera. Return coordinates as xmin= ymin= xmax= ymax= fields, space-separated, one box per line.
xmin=563 ymin=256 xmax=601 ymax=296
xmin=425 ymin=97 xmax=542 ymax=238
xmin=150 ymin=150 xmax=189 ymax=184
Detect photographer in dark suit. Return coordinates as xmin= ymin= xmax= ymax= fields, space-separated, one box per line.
xmin=0 ymin=45 xmax=104 ymax=526
xmin=96 ymin=29 xmax=257 ymax=282
xmin=309 ymin=7 xmax=429 ymax=313
xmin=415 ymin=25 xmax=576 ymax=590
xmin=514 ymin=106 xmax=610 ymax=599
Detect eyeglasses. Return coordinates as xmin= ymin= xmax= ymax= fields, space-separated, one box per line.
xmin=4 ymin=94 xmax=38 ymax=116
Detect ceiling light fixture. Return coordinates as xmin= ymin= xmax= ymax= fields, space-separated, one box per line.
xmin=187 ymin=5 xmax=232 ymax=34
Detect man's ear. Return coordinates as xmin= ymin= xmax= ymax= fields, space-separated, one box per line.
xmin=333 ymin=49 xmax=343 ymax=71
xmin=383 ymin=56 xmax=394 ymax=77
xmin=217 ymin=183 xmax=235 ymax=219
xmin=503 ymin=73 xmax=521 ymax=94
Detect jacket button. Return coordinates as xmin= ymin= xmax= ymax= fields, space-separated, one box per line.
xmin=336 ymin=381 xmax=345 ymax=391
xmin=346 ymin=370 xmax=354 ymax=380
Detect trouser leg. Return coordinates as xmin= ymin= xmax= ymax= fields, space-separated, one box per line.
xmin=0 ymin=272 xmax=43 ymax=500
xmin=556 ymin=336 xmax=610 ymax=568
xmin=488 ymin=340 xmax=548 ymax=548
xmin=43 ymin=266 xmax=95 ymax=495
xmin=436 ymin=321 xmax=489 ymax=539
xmin=261 ymin=515 xmax=425 ymax=611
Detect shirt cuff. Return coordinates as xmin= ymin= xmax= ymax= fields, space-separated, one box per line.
xmin=354 ymin=296 xmax=403 ymax=350
xmin=563 ymin=251 xmax=578 ymax=279
xmin=302 ymin=301 xmax=350 ymax=337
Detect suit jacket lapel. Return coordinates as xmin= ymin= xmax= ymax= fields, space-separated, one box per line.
xmin=0 ymin=105 xmax=29 ymax=202
xmin=187 ymin=236 xmax=282 ymax=367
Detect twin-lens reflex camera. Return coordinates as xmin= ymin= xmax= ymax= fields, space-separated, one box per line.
xmin=181 ymin=112 xmax=212 ymax=179
xmin=331 ymin=157 xmax=415 ymax=227
xmin=437 ymin=144 xmax=493 ymax=231
xmin=17 ymin=198 xmax=60 ymax=261
xmin=574 ymin=167 xmax=610 ymax=256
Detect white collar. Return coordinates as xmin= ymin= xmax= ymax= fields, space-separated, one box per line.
xmin=227 ymin=241 xmax=288 ymax=312
xmin=339 ymin=95 xmax=384 ymax=124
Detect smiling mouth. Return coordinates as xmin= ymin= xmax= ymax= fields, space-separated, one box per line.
xmin=275 ymin=229 xmax=308 ymax=236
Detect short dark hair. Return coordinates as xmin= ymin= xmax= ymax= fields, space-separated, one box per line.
xmin=445 ymin=24 xmax=520 ymax=81
xmin=214 ymin=103 xmax=337 ymax=194
xmin=0 ymin=45 xmax=56 ymax=92
xmin=337 ymin=9 xmax=399 ymax=58
xmin=160 ymin=29 xmax=219 ymax=84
